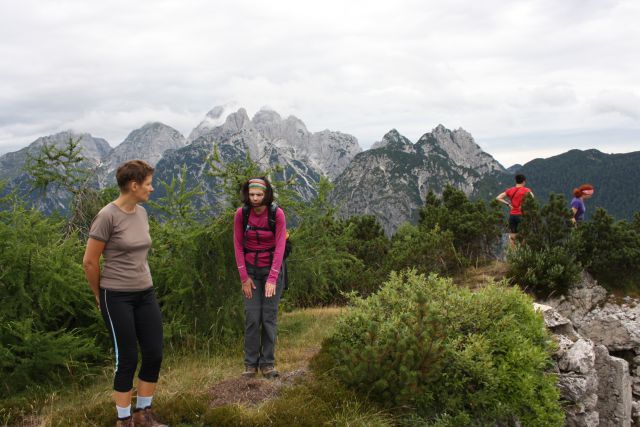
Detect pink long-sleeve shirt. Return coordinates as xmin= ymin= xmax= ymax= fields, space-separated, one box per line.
xmin=233 ymin=205 xmax=286 ymax=284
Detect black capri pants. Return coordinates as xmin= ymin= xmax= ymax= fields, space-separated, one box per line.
xmin=100 ymin=287 xmax=163 ymax=392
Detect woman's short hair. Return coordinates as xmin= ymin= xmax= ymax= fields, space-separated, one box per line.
xmin=116 ymin=160 xmax=155 ymax=191
xmin=241 ymin=176 xmax=274 ymax=206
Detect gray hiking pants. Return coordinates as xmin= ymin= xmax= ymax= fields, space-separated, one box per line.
xmin=243 ymin=263 xmax=284 ymax=368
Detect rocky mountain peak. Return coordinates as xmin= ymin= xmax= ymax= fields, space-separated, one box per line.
xmin=331 ymin=125 xmax=506 ymax=235
xmin=373 ymin=129 xmax=414 ymax=153
xmin=95 ymin=122 xmax=186 ymax=187
xmin=222 ymin=108 xmax=252 ymax=133
xmin=417 ymin=125 xmax=504 ymax=174
xmin=36 ymin=131 xmax=112 ymax=162
xmin=187 ymin=103 xmax=239 ymax=142
xmin=252 ymin=108 xmax=282 ymax=126
xmin=0 ymin=131 xmax=111 ymax=182
xmin=206 ymin=105 xmax=226 ymax=120
xmin=251 ymin=108 xmax=284 ymax=142
xmin=283 ymin=115 xmax=309 ymax=136
xmin=433 ymin=123 xmax=448 ymax=133
xmin=187 ymin=106 xmax=360 ymax=180
xmin=0 ymin=131 xmax=112 ymax=213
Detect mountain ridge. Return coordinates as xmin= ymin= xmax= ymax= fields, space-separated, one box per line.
xmin=1 ymin=108 xmax=637 ymax=229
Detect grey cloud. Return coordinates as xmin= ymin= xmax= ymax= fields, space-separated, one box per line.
xmin=1 ymin=0 xmax=639 ymax=165
xmin=593 ymin=90 xmax=640 ymax=120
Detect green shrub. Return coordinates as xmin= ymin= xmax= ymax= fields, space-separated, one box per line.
xmin=343 ymin=215 xmax=390 ymax=271
xmin=517 ymin=193 xmax=574 ymax=251
xmin=149 ymin=211 xmax=245 ymax=348
xmin=284 ymin=180 xmax=369 ymax=307
xmin=0 ymin=202 xmax=104 ymax=396
xmin=0 ymin=319 xmax=101 ymax=394
xmin=507 ymin=194 xmax=581 ymax=297
xmin=419 ymin=186 xmax=503 ymax=262
xmin=507 ymin=245 xmax=582 ymax=298
xmin=385 ymin=223 xmax=460 ymax=275
xmin=318 ymin=271 xmax=563 ymax=426
xmin=576 ymin=208 xmax=640 ymax=291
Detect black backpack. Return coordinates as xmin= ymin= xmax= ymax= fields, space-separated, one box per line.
xmin=242 ymin=203 xmax=292 ymax=288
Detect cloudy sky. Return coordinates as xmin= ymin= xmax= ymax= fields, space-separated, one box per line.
xmin=1 ymin=0 xmax=638 ymax=167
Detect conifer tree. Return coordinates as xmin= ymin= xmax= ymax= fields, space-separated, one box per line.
xmin=508 ymin=194 xmax=580 ymax=297
xmin=23 ymin=137 xmax=105 ymax=238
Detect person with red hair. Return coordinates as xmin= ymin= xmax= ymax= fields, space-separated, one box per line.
xmin=571 ymin=184 xmax=595 ymax=225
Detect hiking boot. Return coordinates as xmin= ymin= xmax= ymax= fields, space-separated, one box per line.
xmin=261 ymin=365 xmax=279 ymax=379
xmin=115 ymin=417 xmax=134 ymax=427
xmin=132 ymin=406 xmax=168 ymax=427
xmin=242 ymin=365 xmax=258 ymax=378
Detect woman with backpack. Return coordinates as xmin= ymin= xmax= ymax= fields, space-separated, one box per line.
xmin=233 ymin=177 xmax=287 ymax=379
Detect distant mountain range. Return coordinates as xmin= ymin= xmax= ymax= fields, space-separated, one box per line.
xmin=0 ymin=107 xmax=637 ymax=233
xmin=330 ymin=126 xmax=505 ymax=235
xmin=473 ymin=149 xmax=640 ymax=222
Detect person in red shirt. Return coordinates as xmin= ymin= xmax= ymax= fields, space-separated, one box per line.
xmin=496 ymin=174 xmax=534 ymax=248
xmin=233 ymin=177 xmax=286 ymax=379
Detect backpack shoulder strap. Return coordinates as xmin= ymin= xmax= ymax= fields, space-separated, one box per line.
xmin=242 ymin=204 xmax=251 ymax=231
xmin=268 ymin=202 xmax=278 ymax=234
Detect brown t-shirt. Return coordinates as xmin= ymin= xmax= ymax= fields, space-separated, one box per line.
xmin=89 ymin=202 xmax=153 ymax=291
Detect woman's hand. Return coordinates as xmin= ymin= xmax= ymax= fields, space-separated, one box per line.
xmin=242 ymin=278 xmax=256 ymax=299
xmin=265 ymin=281 xmax=277 ymax=298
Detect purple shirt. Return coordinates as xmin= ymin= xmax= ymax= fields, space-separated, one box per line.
xmin=571 ymin=197 xmax=586 ymax=221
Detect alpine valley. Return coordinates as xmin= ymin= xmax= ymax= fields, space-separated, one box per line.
xmin=0 ymin=106 xmax=637 ymax=234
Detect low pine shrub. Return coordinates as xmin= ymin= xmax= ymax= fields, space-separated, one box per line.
xmin=385 ymin=224 xmax=461 ymax=275
xmin=576 ymin=208 xmax=640 ymax=292
xmin=507 ymin=194 xmax=581 ymax=297
xmin=317 ymin=270 xmax=563 ymax=426
xmin=507 ymin=245 xmax=582 ymax=298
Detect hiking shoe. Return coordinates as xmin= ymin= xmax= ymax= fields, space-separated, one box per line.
xmin=242 ymin=365 xmax=258 ymax=378
xmin=261 ymin=365 xmax=279 ymax=379
xmin=132 ymin=406 xmax=168 ymax=427
xmin=115 ymin=417 xmax=134 ymax=427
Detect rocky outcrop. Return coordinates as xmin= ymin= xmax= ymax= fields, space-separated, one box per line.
xmin=543 ymin=273 xmax=639 ymax=425
xmin=537 ymin=303 xmax=600 ymax=426
xmin=578 ymin=301 xmax=640 ymax=353
xmin=546 ymin=271 xmax=608 ymax=323
xmin=594 ymin=345 xmax=632 ymax=426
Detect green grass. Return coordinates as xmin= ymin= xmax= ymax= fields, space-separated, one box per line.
xmin=2 ymin=307 xmax=394 ymax=427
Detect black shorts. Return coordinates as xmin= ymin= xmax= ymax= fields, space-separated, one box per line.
xmin=508 ymin=214 xmax=522 ymax=233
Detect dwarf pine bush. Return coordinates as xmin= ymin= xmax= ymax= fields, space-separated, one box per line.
xmin=507 ymin=244 xmax=581 ymax=298
xmin=576 ymin=208 xmax=640 ymax=292
xmin=317 ymin=271 xmax=563 ymax=426
xmin=507 ymin=194 xmax=581 ymax=297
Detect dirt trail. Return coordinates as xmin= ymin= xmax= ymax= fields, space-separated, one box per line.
xmin=208 ymin=367 xmax=309 ymax=408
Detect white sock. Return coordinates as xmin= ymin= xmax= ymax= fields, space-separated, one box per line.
xmin=116 ymin=404 xmax=131 ymax=419
xmin=136 ymin=395 xmax=153 ymax=409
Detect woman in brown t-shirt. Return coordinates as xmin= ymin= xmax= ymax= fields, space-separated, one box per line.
xmin=83 ymin=160 xmax=166 ymax=427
